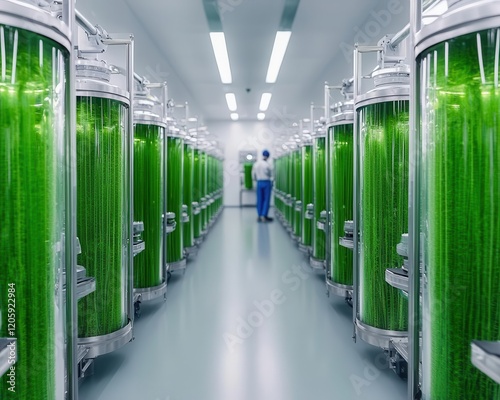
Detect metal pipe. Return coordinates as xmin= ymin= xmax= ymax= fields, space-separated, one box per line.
xmin=126 ymin=37 xmax=135 ymax=329
xmin=162 ymin=83 xmax=168 ymax=124
xmin=352 ymin=46 xmax=361 ymax=343
xmin=390 ymin=0 xmax=440 ymax=49
xmin=103 ymin=35 xmax=136 ymax=327
xmin=408 ymin=0 xmax=423 ymax=398
xmin=390 ymin=24 xmax=410 ymax=49
xmin=134 ymin=72 xmax=144 ymax=84
xmin=352 ymin=44 xmax=382 ymax=342
xmin=102 ymin=38 xmax=132 ymax=46
xmin=324 ymin=83 xmax=332 ymax=285
xmin=65 ymin=3 xmax=77 ymax=398
xmin=75 ymin=9 xmax=98 ymax=36
xmin=159 ymin=82 xmax=168 ymax=286
xmin=310 ymin=102 xmax=314 ymax=135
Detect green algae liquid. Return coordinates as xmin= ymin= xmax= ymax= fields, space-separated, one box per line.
xmin=294 ymin=149 xmax=303 ymax=237
xmin=358 ymin=100 xmax=409 ymax=331
xmin=312 ymin=137 xmax=326 ymax=260
xmin=77 ymin=96 xmax=129 ymax=338
xmin=166 ymin=136 xmax=184 ymax=262
xmin=329 ymin=123 xmax=354 ymax=285
xmin=302 ymin=145 xmax=313 ymax=246
xmin=183 ymin=144 xmax=194 ymax=248
xmin=133 ymin=123 xmax=164 ymax=288
xmin=244 ymin=162 xmax=253 ymax=189
xmin=419 ymin=30 xmax=500 ymax=400
xmin=0 ymin=25 xmax=69 ymax=400
xmin=193 ymin=149 xmax=202 ymax=239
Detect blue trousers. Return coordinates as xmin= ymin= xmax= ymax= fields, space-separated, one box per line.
xmin=256 ymin=180 xmax=272 ymax=217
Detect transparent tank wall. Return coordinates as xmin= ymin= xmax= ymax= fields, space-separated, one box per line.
xmin=274 ymin=157 xmax=282 ymax=214
xmin=294 ymin=149 xmax=303 ymax=237
xmin=133 ymin=123 xmax=164 ymax=288
xmin=208 ymin=155 xmax=215 ymax=220
xmin=419 ymin=29 xmax=500 ymax=400
xmin=278 ymin=156 xmax=284 ymax=215
xmin=193 ymin=149 xmax=201 ymax=238
xmin=77 ymin=96 xmax=129 ymax=337
xmin=201 ymin=152 xmax=208 ymax=231
xmin=329 ymin=123 xmax=354 ymax=285
xmin=287 ymin=152 xmax=295 ymax=225
xmin=0 ymin=25 xmax=69 ymax=400
xmin=301 ymin=145 xmax=313 ymax=246
xmin=244 ymin=162 xmax=253 ymax=189
xmin=284 ymin=154 xmax=290 ymax=223
xmin=312 ymin=137 xmax=326 ymax=260
xmin=183 ymin=144 xmax=194 ymax=248
xmin=216 ymin=157 xmax=223 ymax=213
xmin=166 ymin=136 xmax=184 ymax=262
xmin=358 ymin=100 xmax=408 ymax=331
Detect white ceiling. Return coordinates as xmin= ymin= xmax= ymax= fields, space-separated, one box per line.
xmin=76 ymin=0 xmax=411 ymax=123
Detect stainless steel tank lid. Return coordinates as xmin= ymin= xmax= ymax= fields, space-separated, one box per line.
xmin=76 ymin=58 xmax=111 ymax=82
xmin=0 ymin=0 xmax=71 ymax=50
xmin=416 ymin=0 xmax=500 ymax=57
xmin=372 ymin=64 xmax=410 ymax=88
xmin=329 ymin=100 xmax=354 ymax=125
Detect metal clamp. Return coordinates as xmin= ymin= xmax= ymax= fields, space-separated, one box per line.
xmin=471 ymin=341 xmax=500 ymax=385
xmin=133 ymin=221 xmax=144 ymax=235
xmin=192 ymin=202 xmax=201 ymax=215
xmin=295 ymin=200 xmax=303 ymax=212
xmin=165 ymin=212 xmax=177 ymax=234
xmin=317 ymin=210 xmax=327 ymax=231
xmin=305 ymin=203 xmax=314 ymax=220
xmin=182 ymin=205 xmax=189 ymax=223
xmin=133 ymin=241 xmax=145 ymax=256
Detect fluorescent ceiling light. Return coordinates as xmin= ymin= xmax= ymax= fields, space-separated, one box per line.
xmin=259 ymin=93 xmax=272 ymax=112
xmin=257 ymin=113 xmax=266 ymax=121
xmin=225 ymin=93 xmax=237 ymax=111
xmin=230 ymin=113 xmax=239 ymax=121
xmin=210 ymin=32 xmax=232 ymax=84
xmin=266 ymin=31 xmax=292 ymax=83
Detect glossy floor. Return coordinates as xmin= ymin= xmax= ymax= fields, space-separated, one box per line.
xmin=79 ymin=208 xmax=407 ymax=400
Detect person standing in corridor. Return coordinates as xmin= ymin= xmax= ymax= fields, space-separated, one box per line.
xmin=252 ymin=150 xmax=274 ymax=222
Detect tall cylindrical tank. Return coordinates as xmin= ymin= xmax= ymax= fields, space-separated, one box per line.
xmin=279 ymin=155 xmax=285 ymax=217
xmin=311 ymin=127 xmax=327 ymax=268
xmin=0 ymin=2 xmax=74 ymax=398
xmin=293 ymin=148 xmax=303 ymax=239
xmin=133 ymin=91 xmax=166 ymax=300
xmin=193 ymin=148 xmax=202 ymax=240
xmin=166 ymin=124 xmax=185 ymax=270
xmin=284 ymin=153 xmax=290 ymax=224
xmin=207 ymin=154 xmax=215 ymax=222
xmin=301 ymin=139 xmax=313 ymax=251
xmin=274 ymin=156 xmax=282 ymax=216
xmin=76 ymin=58 xmax=133 ymax=356
xmin=287 ymin=150 xmax=295 ymax=227
xmin=201 ymin=151 xmax=208 ymax=232
xmin=243 ymin=162 xmax=253 ymax=189
xmin=354 ymin=65 xmax=409 ymax=346
xmin=327 ymin=101 xmax=354 ymax=294
xmin=414 ymin=2 xmax=500 ymax=398
xmin=183 ymin=141 xmax=195 ymax=251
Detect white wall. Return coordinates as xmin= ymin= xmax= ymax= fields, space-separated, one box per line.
xmin=208 ymin=121 xmax=279 ymax=207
